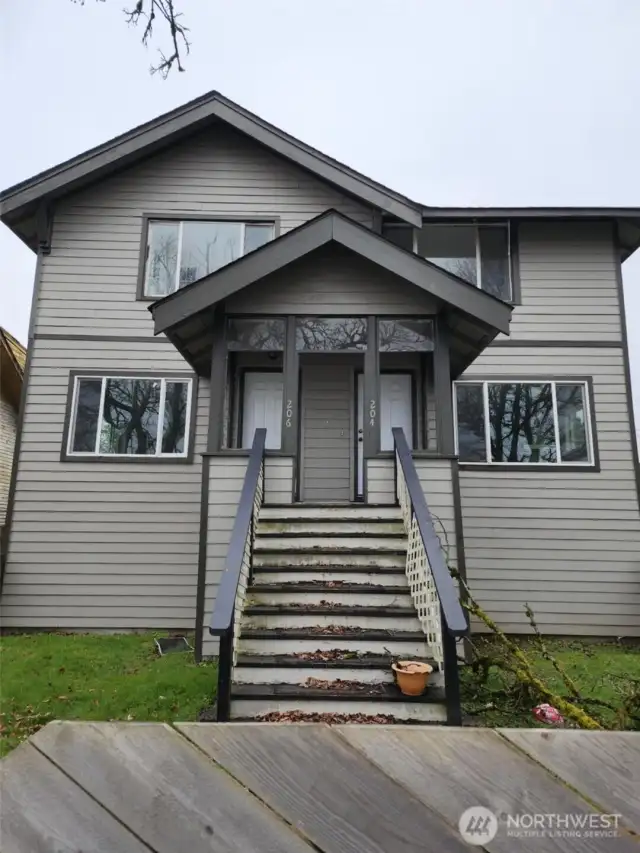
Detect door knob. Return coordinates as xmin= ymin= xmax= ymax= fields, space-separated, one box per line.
xmin=358 ymin=437 xmax=363 ymax=443
xmin=358 ymin=428 xmax=363 ymax=434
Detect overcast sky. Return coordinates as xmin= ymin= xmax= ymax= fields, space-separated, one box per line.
xmin=0 ymin=0 xmax=638 ymax=425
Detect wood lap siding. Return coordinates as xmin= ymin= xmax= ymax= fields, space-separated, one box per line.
xmin=459 ymin=347 xmax=640 ymax=635
xmin=1 ymin=339 xmax=208 ymax=629
xmin=0 ymin=396 xmax=18 ymax=524
xmin=227 ymin=246 xmax=438 ymax=315
xmin=507 ymin=221 xmax=621 ymax=342
xmin=35 ymin=126 xmax=375 ymax=337
xmin=264 ymin=457 xmax=294 ymax=505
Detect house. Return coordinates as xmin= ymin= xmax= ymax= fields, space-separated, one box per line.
xmin=1 ymin=91 xmax=639 ymax=723
xmin=0 ymin=328 xmax=26 ymax=532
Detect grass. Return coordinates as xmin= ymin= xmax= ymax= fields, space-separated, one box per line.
xmin=461 ymin=638 xmax=640 ymax=729
xmin=0 ymin=632 xmax=216 ymax=757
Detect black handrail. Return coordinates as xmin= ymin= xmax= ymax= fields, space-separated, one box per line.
xmin=392 ymin=427 xmax=468 ymax=636
xmin=210 ymin=427 xmax=266 ymax=720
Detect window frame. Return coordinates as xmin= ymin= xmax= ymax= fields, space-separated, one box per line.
xmin=453 ymin=376 xmax=599 ymax=470
xmin=136 ymin=213 xmax=280 ymax=301
xmin=61 ymin=369 xmax=197 ymax=463
xmin=417 ymin=220 xmax=518 ymax=303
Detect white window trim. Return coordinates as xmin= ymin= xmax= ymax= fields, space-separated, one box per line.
xmin=68 ymin=375 xmax=193 ymax=458
xmin=144 ymin=219 xmax=275 ymax=298
xmin=453 ymin=378 xmax=595 ymax=466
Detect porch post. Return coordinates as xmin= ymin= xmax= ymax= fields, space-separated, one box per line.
xmin=207 ymin=305 xmax=228 ymax=452
xmin=363 ymin=314 xmax=380 ymax=471
xmin=434 ymin=315 xmax=455 ymax=455
xmin=282 ymin=316 xmax=299 ymax=456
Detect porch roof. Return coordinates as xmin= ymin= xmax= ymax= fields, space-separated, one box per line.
xmin=149 ymin=210 xmax=513 ymax=375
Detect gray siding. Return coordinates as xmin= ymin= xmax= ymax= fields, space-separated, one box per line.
xmin=36 ymin=126 xmax=375 ymax=337
xmin=415 ymin=458 xmax=458 ymax=570
xmin=459 ymin=346 xmax=640 ymax=635
xmin=0 ymin=394 xmax=18 ymax=524
xmin=264 ymin=457 xmax=294 ymax=505
xmin=227 ymin=246 xmax=438 ymax=314
xmin=1 ymin=338 xmax=207 ymax=629
xmin=201 ymin=456 xmax=248 ymax=658
xmin=506 ymin=222 xmax=621 ymax=341
xmin=301 ymin=363 xmax=352 ymax=502
xmin=366 ymin=458 xmax=395 ymax=505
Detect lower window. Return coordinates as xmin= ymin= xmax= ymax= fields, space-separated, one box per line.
xmin=454 ymin=380 xmax=594 ymax=465
xmin=67 ymin=375 xmax=193 ymax=458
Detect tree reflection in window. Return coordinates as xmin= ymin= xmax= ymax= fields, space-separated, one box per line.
xmin=227 ymin=318 xmax=286 ymax=351
xmin=489 ymin=383 xmax=556 ymax=463
xmin=378 ymin=319 xmax=434 ymax=351
xmin=100 ymin=378 xmax=161 ymax=455
xmin=295 ymin=317 xmax=368 ymax=351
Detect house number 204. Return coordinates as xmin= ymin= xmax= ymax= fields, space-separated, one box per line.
xmin=369 ymin=399 xmax=376 ymax=427
xmin=285 ymin=400 xmax=293 ymax=428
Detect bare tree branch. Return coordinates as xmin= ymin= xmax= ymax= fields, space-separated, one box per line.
xmin=72 ymin=0 xmax=190 ymax=77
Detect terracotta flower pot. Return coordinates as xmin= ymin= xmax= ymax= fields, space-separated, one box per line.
xmin=392 ymin=660 xmax=433 ymax=696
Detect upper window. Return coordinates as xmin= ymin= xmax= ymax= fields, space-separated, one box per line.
xmin=295 ymin=317 xmax=368 ymax=352
xmin=143 ymin=220 xmax=275 ymax=297
xmin=454 ymin=380 xmax=594 ymax=465
xmin=67 ymin=375 xmax=193 ymax=458
xmin=417 ymin=223 xmax=512 ymax=301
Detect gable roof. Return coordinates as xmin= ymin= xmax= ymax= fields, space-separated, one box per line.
xmin=149 ymin=210 xmax=512 ymax=374
xmin=0 ymin=91 xmax=422 ymax=246
xmin=0 ymin=327 xmax=26 ymax=376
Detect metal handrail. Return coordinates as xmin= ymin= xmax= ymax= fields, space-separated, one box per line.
xmin=392 ymin=427 xmax=468 ymax=637
xmin=210 ymin=428 xmax=266 ymax=719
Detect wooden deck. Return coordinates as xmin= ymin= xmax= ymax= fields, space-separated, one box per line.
xmin=1 ymin=723 xmax=639 ymax=852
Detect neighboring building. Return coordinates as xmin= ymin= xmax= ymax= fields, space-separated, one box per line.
xmin=1 ymin=92 xmax=639 ymax=721
xmin=0 ymin=328 xmax=26 ymax=528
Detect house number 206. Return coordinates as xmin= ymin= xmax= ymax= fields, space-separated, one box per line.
xmin=369 ymin=399 xmax=376 ymax=427
xmin=285 ymin=400 xmax=293 ymax=428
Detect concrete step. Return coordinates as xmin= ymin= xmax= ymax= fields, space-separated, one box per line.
xmin=237 ymin=628 xmax=430 ymax=658
xmin=242 ymin=605 xmax=422 ymax=632
xmin=253 ymin=537 xmax=407 ymax=553
xmin=229 ymin=682 xmax=446 ymax=723
xmin=253 ymin=567 xmax=407 ymax=585
xmin=259 ymin=506 xmax=401 ymax=521
xmin=249 ymin=583 xmax=412 ymax=608
xmin=253 ymin=553 xmax=406 ymax=569
xmin=234 ymin=653 xmax=439 ymax=685
xmin=256 ymin=520 xmax=405 ymax=536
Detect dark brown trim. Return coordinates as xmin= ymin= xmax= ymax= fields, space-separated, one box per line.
xmin=363 ymin=314 xmax=380 ymax=461
xmin=207 ymin=307 xmax=227 ymax=452
xmin=434 ymin=316 xmax=455 ymax=455
xmin=194 ymin=454 xmax=210 ymax=662
xmin=614 ymin=223 xmax=640 ymax=510
xmin=282 ymin=316 xmax=299 ymax=456
xmin=490 ymin=339 xmax=623 ymax=348
xmin=135 ymin=214 xmax=282 ymax=302
xmin=509 ymin=220 xmax=522 ymax=305
xmin=59 ymin=369 xmax=198 ymax=463
xmin=459 ymin=463 xmax=601 ymax=473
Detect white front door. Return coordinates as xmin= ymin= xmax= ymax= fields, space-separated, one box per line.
xmin=356 ymin=373 xmax=413 ymax=496
xmin=242 ymin=372 xmax=283 ymax=450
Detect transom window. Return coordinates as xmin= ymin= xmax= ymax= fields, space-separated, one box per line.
xmin=417 ymin=223 xmax=512 ymax=301
xmin=68 ymin=375 xmax=193 ymax=458
xmin=143 ymin=219 xmax=275 ymax=297
xmin=454 ymin=380 xmax=594 ymax=465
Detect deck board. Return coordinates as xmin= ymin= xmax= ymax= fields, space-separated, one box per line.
xmin=31 ymin=720 xmax=314 ymax=853
xmin=0 ymin=741 xmax=153 ymax=853
xmin=177 ymin=722 xmax=469 ymax=853
xmin=2 ymin=722 xmax=639 ymax=853
xmin=499 ymin=729 xmax=640 ymax=830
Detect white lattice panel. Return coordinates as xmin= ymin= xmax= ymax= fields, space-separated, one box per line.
xmin=396 ymin=452 xmax=444 ymax=669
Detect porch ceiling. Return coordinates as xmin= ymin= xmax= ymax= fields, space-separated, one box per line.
xmin=149 ymin=210 xmax=513 ymax=375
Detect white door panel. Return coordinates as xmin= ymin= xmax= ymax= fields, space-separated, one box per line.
xmin=242 ymin=372 xmax=283 ymax=450
xmin=356 ymin=373 xmax=412 ymax=496
xmin=380 ymin=374 xmax=413 ymax=451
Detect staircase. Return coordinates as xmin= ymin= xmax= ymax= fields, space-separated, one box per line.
xmin=228 ymin=504 xmax=447 ymax=723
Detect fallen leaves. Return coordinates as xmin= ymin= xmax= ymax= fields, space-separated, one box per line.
xmin=292 ymin=649 xmax=364 ymax=661
xmin=304 ymin=677 xmax=386 ymax=694
xmin=250 ymin=711 xmax=407 ymax=724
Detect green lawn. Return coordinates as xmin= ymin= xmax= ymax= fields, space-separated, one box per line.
xmin=0 ymin=632 xmax=216 ymax=756
xmin=461 ymin=638 xmax=640 ymax=729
